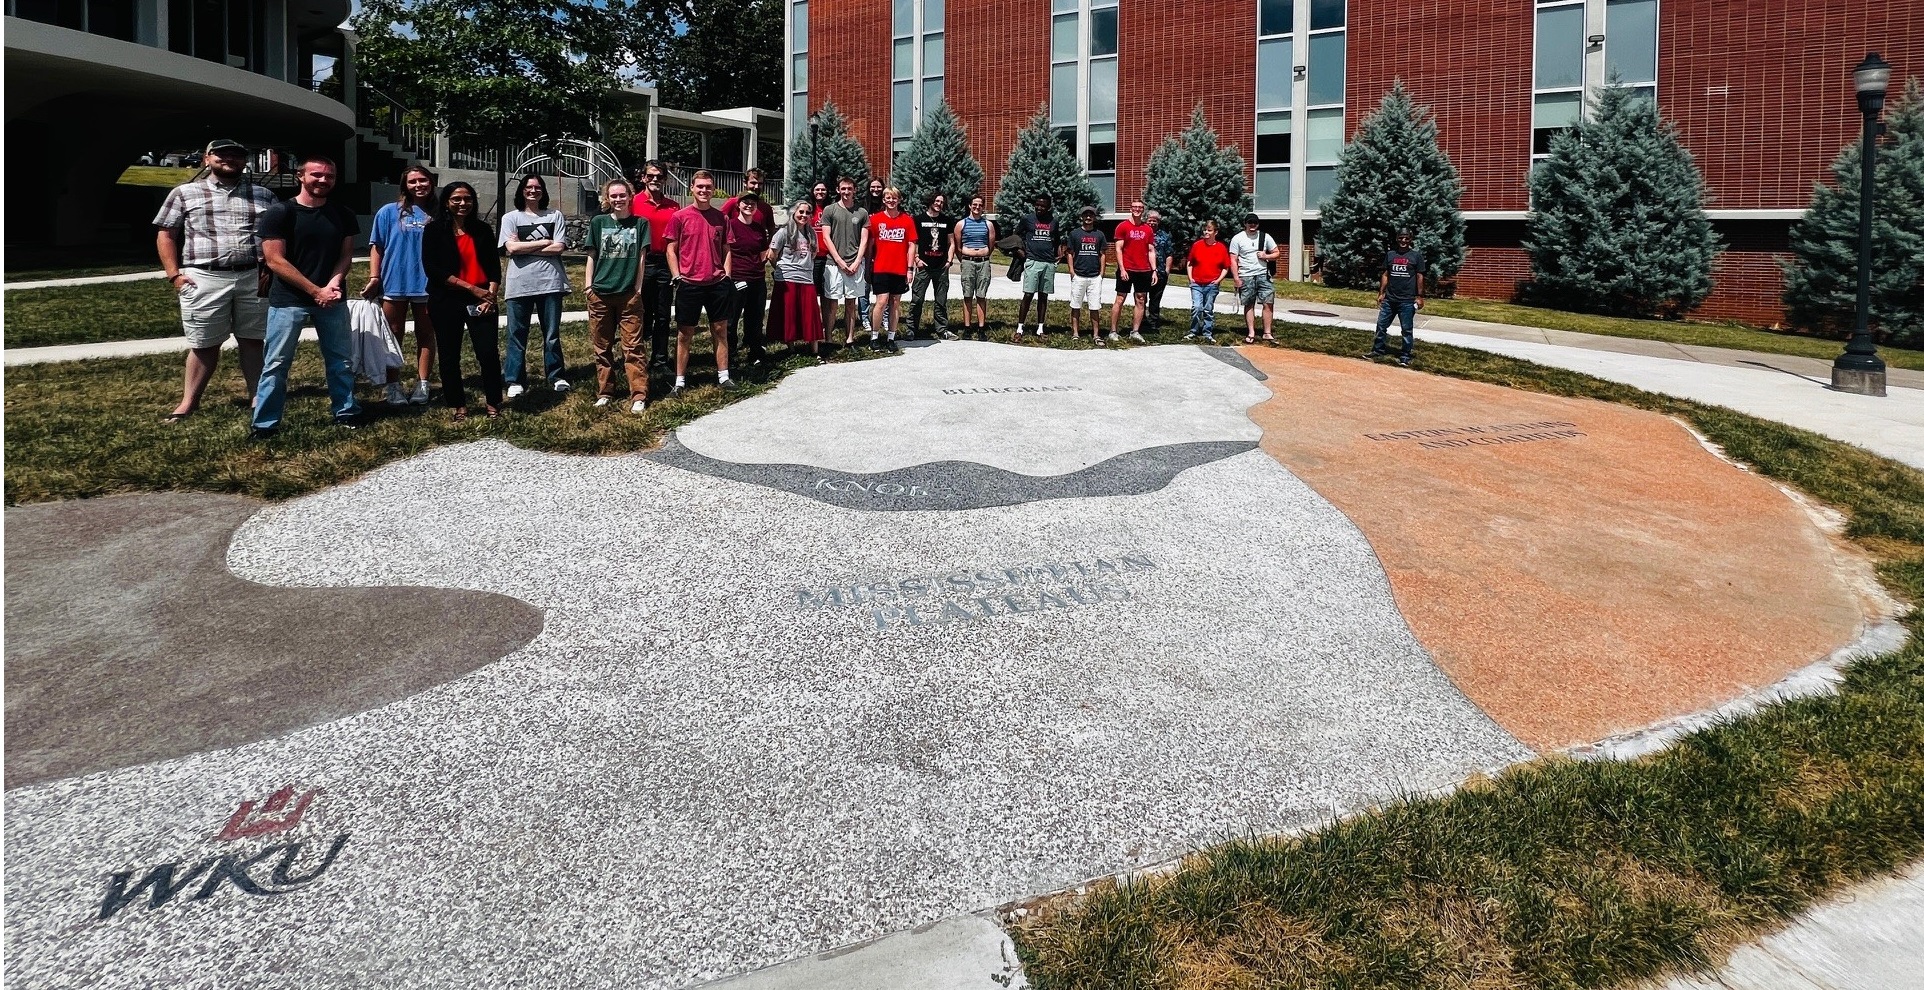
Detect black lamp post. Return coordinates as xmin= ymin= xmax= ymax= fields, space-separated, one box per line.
xmin=809 ymin=119 xmax=821 ymax=196
xmin=1834 ymin=52 xmax=1893 ymax=397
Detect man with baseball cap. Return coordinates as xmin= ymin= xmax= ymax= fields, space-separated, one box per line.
xmin=154 ymin=139 xmax=279 ymax=423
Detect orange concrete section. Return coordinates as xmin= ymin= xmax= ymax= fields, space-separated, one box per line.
xmin=1239 ymin=347 xmax=1868 ymax=750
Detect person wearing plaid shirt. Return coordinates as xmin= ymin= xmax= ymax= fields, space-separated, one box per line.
xmin=154 ymin=138 xmax=280 ymax=423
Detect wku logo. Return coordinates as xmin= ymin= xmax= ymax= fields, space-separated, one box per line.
xmin=95 ymin=786 xmax=348 ymax=921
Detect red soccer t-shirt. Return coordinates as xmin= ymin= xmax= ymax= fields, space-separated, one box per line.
xmin=868 ymin=211 xmax=918 ymax=276
xmin=1188 ymin=239 xmax=1231 ymax=284
xmin=1115 ymin=219 xmax=1155 ymax=272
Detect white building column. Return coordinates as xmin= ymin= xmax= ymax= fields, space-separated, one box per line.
xmin=1285 ymin=0 xmax=1310 ymax=280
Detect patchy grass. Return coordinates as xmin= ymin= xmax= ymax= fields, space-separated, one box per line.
xmin=117 ymin=166 xmax=200 ymax=188
xmin=3 ymin=259 xmax=589 ymax=348
xmin=1007 ymin=321 xmax=1924 ymax=990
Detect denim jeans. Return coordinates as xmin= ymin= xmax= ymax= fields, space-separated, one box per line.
xmin=254 ymin=302 xmax=358 ymax=430
xmin=505 ymin=292 xmax=566 ymax=384
xmin=1374 ymin=299 xmax=1416 ymax=357
xmin=1189 ymin=282 xmax=1220 ymax=336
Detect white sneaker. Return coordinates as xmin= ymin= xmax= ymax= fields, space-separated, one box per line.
xmin=1108 ymin=332 xmax=1122 ymax=343
xmin=1129 ymin=331 xmax=1147 ymax=343
xmin=506 ymin=383 xmax=526 ymax=399
xmin=594 ymin=395 xmax=613 ymax=408
xmin=630 ymin=399 xmax=647 ymax=414
xmin=553 ymin=378 xmax=571 ymax=393
xmin=408 ymin=381 xmax=430 ymax=404
xmin=384 ymin=382 xmax=406 ymax=406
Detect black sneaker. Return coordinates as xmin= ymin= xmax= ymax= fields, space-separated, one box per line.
xmin=1398 ymin=355 xmax=1412 ymax=367
xmin=334 ymin=416 xmax=362 ymax=431
xmin=669 ymin=384 xmax=687 ymax=398
xmin=867 ymin=338 xmax=883 ymax=352
xmin=720 ymin=378 xmax=740 ymax=390
xmin=883 ymin=338 xmax=900 ymax=353
xmin=249 ymin=427 xmax=278 ymax=442
xmin=1368 ymin=348 xmax=1388 ymax=358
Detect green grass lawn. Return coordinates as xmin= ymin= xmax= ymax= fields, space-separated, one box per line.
xmin=117 ymin=166 xmax=199 ymax=188
xmin=3 ymin=259 xmax=590 ymax=349
xmin=7 ymin=301 xmax=1923 ymax=989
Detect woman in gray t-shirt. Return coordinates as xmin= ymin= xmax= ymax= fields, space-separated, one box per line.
xmin=766 ymin=200 xmax=825 ymax=357
xmin=498 ymin=174 xmax=572 ymax=395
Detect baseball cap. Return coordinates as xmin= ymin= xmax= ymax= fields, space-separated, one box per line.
xmin=204 ymin=138 xmax=248 ymax=156
xmin=1242 ymin=213 xmax=1262 ymax=225
xmin=1079 ymin=207 xmax=1097 ymax=218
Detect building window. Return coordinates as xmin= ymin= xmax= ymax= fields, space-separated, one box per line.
xmin=892 ymin=0 xmax=913 ymax=145
xmin=1254 ymin=0 xmax=1293 ymax=212
xmin=1304 ymin=0 xmax=1343 ymax=207
xmin=1532 ymin=0 xmax=1585 ymax=161
xmin=1049 ymin=0 xmax=1117 ymax=210
xmin=1606 ymin=0 xmax=1657 ymax=101
xmin=790 ymin=0 xmax=807 ymax=139
xmin=921 ymin=0 xmax=945 ymax=123
xmin=1254 ymin=112 xmax=1291 ymax=210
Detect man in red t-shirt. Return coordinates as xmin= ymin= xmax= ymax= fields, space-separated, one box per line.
xmin=1109 ymin=198 xmax=1158 ymax=344
xmin=1184 ymin=219 xmax=1232 ymax=341
xmin=721 ymin=167 xmax=776 ymax=237
xmin=633 ymin=161 xmax=681 ymax=369
xmin=664 ymin=169 xmax=735 ymax=396
xmin=865 ymin=186 xmax=918 ymax=353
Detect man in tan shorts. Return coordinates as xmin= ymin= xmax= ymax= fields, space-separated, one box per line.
xmin=154 ymin=138 xmax=279 ymax=422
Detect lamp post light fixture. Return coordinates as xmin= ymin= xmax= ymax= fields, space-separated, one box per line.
xmin=808 ymin=119 xmax=821 ymax=196
xmin=1834 ymin=52 xmax=1893 ymax=397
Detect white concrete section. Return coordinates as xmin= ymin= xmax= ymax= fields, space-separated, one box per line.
xmin=1414 ymin=328 xmax=1924 ymax=471
xmin=696 ymin=916 xmax=1026 ymax=989
xmin=2 ymin=311 xmax=587 ymax=367
xmin=1661 ymin=864 xmax=1924 ymax=990
xmin=676 ymin=342 xmax=1268 ymax=475
xmin=4 ymin=258 xmax=372 ymax=290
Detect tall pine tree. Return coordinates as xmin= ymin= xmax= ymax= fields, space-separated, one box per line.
xmin=1142 ymin=105 xmax=1254 ymax=251
xmin=784 ymin=102 xmax=872 ymax=202
xmin=1315 ymin=82 xmax=1466 ymax=291
xmin=1783 ymin=78 xmax=1924 ymax=347
xmin=889 ymin=99 xmax=986 ymax=211
xmin=994 ymin=110 xmax=1101 ymax=221
xmin=1525 ymin=83 xmax=1719 ymax=318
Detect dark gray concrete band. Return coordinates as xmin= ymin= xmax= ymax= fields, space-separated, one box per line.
xmin=1199 ymin=346 xmax=1269 ymax=381
xmin=3 ymin=493 xmax=545 ymax=788
xmin=647 ymin=437 xmax=1260 ymax=511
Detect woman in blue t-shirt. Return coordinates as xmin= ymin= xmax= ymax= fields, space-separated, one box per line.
xmin=364 ymin=165 xmax=438 ymax=406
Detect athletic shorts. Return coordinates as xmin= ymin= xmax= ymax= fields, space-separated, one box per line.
xmin=1117 ymin=270 xmax=1153 ymax=294
xmin=871 ymin=271 xmax=909 ymax=295
xmin=176 ymin=267 xmax=267 ymax=348
xmin=1068 ymin=274 xmax=1103 ymax=308
xmin=675 ymin=279 xmax=734 ymax=326
xmin=824 ymin=265 xmax=866 ymax=300
xmin=1238 ymin=272 xmax=1275 ymax=307
xmin=1021 ymin=258 xmax=1057 ymax=295
xmin=959 ymin=257 xmax=993 ymax=298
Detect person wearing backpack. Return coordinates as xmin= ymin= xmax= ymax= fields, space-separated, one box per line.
xmin=1228 ymin=214 xmax=1281 ymax=343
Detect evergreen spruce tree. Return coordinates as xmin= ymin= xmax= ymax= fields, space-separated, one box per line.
xmin=994 ymin=110 xmax=1101 ymax=222
xmin=1315 ymin=82 xmax=1466 ymax=291
xmin=888 ymin=99 xmax=986 ymax=211
xmin=1525 ymin=82 xmax=1719 ymax=318
xmin=784 ymin=102 xmax=872 ymax=202
xmin=1141 ymin=105 xmax=1254 ymax=251
xmin=1783 ymin=78 xmax=1924 ymax=347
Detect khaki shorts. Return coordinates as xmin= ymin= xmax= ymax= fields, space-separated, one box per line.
xmin=178 ymin=267 xmax=267 ymax=348
xmin=1068 ymin=274 xmax=1104 ymax=308
xmin=959 ymin=257 xmax=993 ymax=299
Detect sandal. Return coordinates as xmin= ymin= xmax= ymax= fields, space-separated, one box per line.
xmin=1244 ymin=336 xmax=1257 ymax=344
xmin=485 ymin=405 xmax=501 ymax=419
xmin=162 ymin=411 xmax=192 ymax=424
xmin=452 ymin=409 xmax=468 ymax=423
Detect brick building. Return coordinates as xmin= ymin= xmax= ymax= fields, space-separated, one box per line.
xmin=787 ymin=0 xmax=1920 ymax=324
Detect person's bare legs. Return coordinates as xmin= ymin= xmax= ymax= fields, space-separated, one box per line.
xmin=410 ymin=302 xmax=437 ymax=382
xmin=1018 ymin=293 xmax=1035 ymax=329
xmin=1109 ymin=290 xmax=1125 ymax=337
xmin=710 ymin=321 xmax=730 ymax=373
xmin=675 ymin=327 xmax=696 ymax=380
xmin=380 ymin=298 xmax=409 ymax=386
xmin=173 ymin=346 xmax=222 ymax=416
xmin=237 ymin=338 xmax=263 ymax=400
xmin=1133 ymin=290 xmax=1148 ymax=335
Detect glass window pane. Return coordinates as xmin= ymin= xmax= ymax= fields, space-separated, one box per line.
xmin=893 ymin=37 xmax=913 ymax=79
xmin=1307 ymin=107 xmax=1344 ymax=161
xmin=893 ymin=80 xmax=913 ymax=136
xmin=1534 ymin=3 xmax=1584 ymax=89
xmin=1606 ymin=0 xmax=1657 ymax=85
xmin=1308 ymin=31 xmax=1345 ymax=106
xmin=922 ymin=0 xmax=943 ymax=29
xmin=792 ymin=1 xmax=806 ymax=51
xmin=1306 ymin=165 xmax=1338 ymax=207
xmin=1089 ymin=142 xmax=1116 ymax=171
xmin=1051 ymin=63 xmax=1078 ymax=126
xmin=1091 ymin=7 xmax=1117 ymax=56
xmin=1257 ymin=37 xmax=1292 ymax=110
xmin=1090 ymin=58 xmax=1118 ymax=122
xmin=892 ymin=0 xmax=912 ymax=33
xmin=1255 ymin=167 xmax=1290 ymax=211
xmin=923 ymin=32 xmax=944 ymax=71
xmin=1052 ymin=0 xmax=1075 ymax=12
xmin=793 ymin=53 xmax=807 ymax=90
xmin=1533 ymin=91 xmax=1581 ymax=129
xmin=1090 ymin=123 xmax=1116 ymax=143
xmin=1052 ymin=14 xmax=1078 ymax=61
xmin=1256 ymin=121 xmax=1290 ymax=166
xmin=790 ymin=93 xmax=808 ymax=138
xmin=1055 ymin=126 xmax=1077 ymax=150
xmin=1260 ymin=0 xmax=1293 ymax=36
xmin=1309 ymin=0 xmax=1344 ymax=30
xmin=921 ymin=77 xmax=944 ymax=119
xmin=1090 ymin=175 xmax=1116 ymax=213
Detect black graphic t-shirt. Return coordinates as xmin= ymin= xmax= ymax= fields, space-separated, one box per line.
xmin=1383 ymin=248 xmax=1427 ymax=302
xmin=917 ymin=213 xmax=954 ymax=265
xmin=1017 ymin=213 xmax=1061 ymax=262
xmin=1068 ymin=227 xmax=1109 ymax=277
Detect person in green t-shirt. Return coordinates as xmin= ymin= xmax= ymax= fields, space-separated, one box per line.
xmin=584 ymin=179 xmax=651 ymax=412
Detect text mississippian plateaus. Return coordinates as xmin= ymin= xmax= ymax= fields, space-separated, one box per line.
xmin=795 ymin=554 xmax=1158 ymax=630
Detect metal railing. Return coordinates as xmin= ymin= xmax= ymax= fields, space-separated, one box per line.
xmin=659 ymin=163 xmax=747 ymax=199
xmin=354 ymin=83 xmax=436 ymax=163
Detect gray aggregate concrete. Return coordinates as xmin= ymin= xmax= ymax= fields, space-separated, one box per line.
xmin=3 ymin=351 xmax=1529 ymax=988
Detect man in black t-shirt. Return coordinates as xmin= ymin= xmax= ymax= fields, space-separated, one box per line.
xmin=908 ymin=194 xmax=955 ymax=340
xmin=253 ymin=156 xmax=362 ymax=438
xmin=1372 ymin=228 xmax=1427 ymax=366
xmin=1014 ymin=193 xmax=1065 ymax=337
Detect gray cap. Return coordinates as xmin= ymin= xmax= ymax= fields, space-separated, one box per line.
xmin=203 ymin=138 xmax=248 ymax=156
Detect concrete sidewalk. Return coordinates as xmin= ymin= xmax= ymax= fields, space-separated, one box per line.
xmin=2 ymin=257 xmax=371 ymax=289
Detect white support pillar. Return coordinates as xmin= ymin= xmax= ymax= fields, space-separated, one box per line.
xmin=646 ymin=101 xmax=660 ymax=162
xmin=1286 ymin=0 xmax=1310 ymax=281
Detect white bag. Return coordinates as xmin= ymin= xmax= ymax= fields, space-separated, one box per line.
xmin=347 ymin=299 xmax=405 ymax=384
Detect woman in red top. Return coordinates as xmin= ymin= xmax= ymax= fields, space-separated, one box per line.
xmin=864 ymin=186 xmax=917 ymax=353
xmin=1185 ymin=219 xmax=1232 ymax=342
xmin=421 ymin=181 xmax=504 ymax=420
